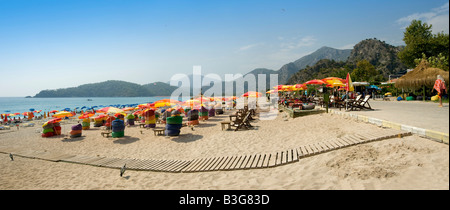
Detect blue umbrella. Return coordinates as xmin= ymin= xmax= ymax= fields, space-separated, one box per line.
xmin=368 ymin=85 xmax=381 ymax=90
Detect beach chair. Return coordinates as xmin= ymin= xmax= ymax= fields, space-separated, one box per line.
xmin=231 ymin=112 xmax=252 ymax=131
xmin=346 ymin=95 xmax=362 ymax=110
xmin=352 ymin=95 xmax=373 ymax=110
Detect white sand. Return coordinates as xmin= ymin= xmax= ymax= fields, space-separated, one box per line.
xmin=0 ymin=110 xmax=448 ymax=190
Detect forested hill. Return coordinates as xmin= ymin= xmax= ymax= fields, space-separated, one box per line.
xmin=33 ymin=80 xmax=177 ymax=97
xmin=287 ymin=38 xmax=407 ymax=84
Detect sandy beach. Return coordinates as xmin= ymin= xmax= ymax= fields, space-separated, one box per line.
xmin=0 ymin=102 xmax=448 ymax=190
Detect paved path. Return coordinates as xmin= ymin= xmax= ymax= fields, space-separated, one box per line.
xmin=337 ymin=100 xmax=449 ymax=134
xmin=0 ymin=129 xmax=410 ymax=173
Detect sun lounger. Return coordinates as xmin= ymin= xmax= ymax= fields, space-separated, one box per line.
xmin=231 ymin=112 xmax=252 ymax=131
xmin=345 ymin=95 xmax=362 ymax=110
xmin=352 ymin=95 xmax=373 ymax=110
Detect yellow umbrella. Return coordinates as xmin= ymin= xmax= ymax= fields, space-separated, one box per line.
xmin=97 ymin=107 xmax=127 ymax=115
xmin=122 ymin=107 xmax=135 ymax=112
xmin=53 ymin=111 xmax=74 ymax=118
xmin=345 ymin=73 xmax=354 ymax=92
xmin=151 ymin=99 xmax=180 ymax=108
xmin=242 ymin=91 xmax=263 ymax=97
xmin=183 ymin=99 xmax=201 ymax=107
xmin=326 ymin=80 xmax=345 ymax=87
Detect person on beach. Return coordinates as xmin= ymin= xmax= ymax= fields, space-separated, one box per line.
xmin=434 ymin=75 xmax=447 ymax=107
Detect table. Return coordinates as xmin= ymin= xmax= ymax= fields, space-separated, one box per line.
xmin=153 ymin=128 xmax=165 ymax=136
xmin=221 ymin=121 xmax=231 ymax=130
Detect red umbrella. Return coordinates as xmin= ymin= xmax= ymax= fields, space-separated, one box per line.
xmin=322 ymin=77 xmax=346 ymax=83
xmin=241 ymin=91 xmax=263 ymax=97
xmin=225 ymin=96 xmax=238 ymax=101
xmin=345 ymin=73 xmax=354 ymax=92
xmin=47 ymin=118 xmax=62 ymax=124
xmin=295 ymin=84 xmax=307 ymax=89
xmin=97 ymin=107 xmax=126 ymax=115
xmin=304 ymin=79 xmax=326 ymax=85
xmin=95 ymin=114 xmax=108 ymax=119
xmin=49 ymin=110 xmax=58 ymax=113
xmin=78 ymin=114 xmax=90 ymax=119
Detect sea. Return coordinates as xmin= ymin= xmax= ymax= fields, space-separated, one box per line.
xmin=0 ymin=97 xmax=175 ymax=116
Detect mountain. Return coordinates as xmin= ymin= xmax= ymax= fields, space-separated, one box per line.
xmin=347 ymin=38 xmax=407 ymax=77
xmin=32 ymin=39 xmax=406 ymax=97
xmin=34 ymin=80 xmax=178 ymax=97
xmin=292 ymin=46 xmax=352 ymax=71
xmin=287 ymin=59 xmax=349 ymax=84
xmin=287 ymin=39 xmax=407 ymax=84
xmin=233 ymin=46 xmax=351 ymax=92
xmin=245 ymin=46 xmax=352 ymax=86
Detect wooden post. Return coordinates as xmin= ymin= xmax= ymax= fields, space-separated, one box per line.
xmin=423 ymin=86 xmax=425 ymax=101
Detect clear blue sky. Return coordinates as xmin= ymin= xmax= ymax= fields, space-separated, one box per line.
xmin=0 ymin=0 xmax=448 ymax=96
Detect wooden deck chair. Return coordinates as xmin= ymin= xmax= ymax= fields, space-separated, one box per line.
xmin=232 ymin=112 xmax=252 ymax=131
xmin=353 ymin=95 xmax=373 ymax=110
xmin=346 ymin=95 xmax=362 ymax=110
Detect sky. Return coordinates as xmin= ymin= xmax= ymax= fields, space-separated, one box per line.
xmin=0 ymin=0 xmax=448 ymax=97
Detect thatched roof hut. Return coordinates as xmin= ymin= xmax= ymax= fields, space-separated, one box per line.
xmin=395 ymin=59 xmax=449 ymax=90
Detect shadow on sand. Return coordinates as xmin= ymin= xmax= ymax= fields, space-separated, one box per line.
xmin=61 ymin=135 xmax=86 ymax=142
xmin=170 ymin=134 xmax=203 ymax=143
xmin=112 ymin=136 xmax=140 ymax=144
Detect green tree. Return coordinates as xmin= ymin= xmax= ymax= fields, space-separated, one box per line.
xmin=351 ymin=60 xmax=378 ymax=82
xmin=398 ymin=20 xmax=449 ymax=69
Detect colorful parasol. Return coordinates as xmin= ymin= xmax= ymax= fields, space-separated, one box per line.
xmin=52 ymin=111 xmax=74 ymax=118
xmin=241 ymin=91 xmax=263 ymax=97
xmin=225 ymin=96 xmax=238 ymax=101
xmin=97 ymin=107 xmax=127 ymax=115
xmin=151 ymin=99 xmax=180 ymax=108
xmin=345 ymin=73 xmax=354 ymax=92
xmin=294 ymin=84 xmax=307 ymax=90
xmin=305 ymin=79 xmax=326 ymax=85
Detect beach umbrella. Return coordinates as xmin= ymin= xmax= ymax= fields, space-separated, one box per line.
xmin=122 ymin=107 xmax=135 ymax=112
xmin=305 ymin=79 xmax=326 ymax=85
xmin=53 ymin=111 xmax=74 ymax=118
xmin=49 ymin=110 xmax=58 ymax=113
xmin=42 ymin=118 xmax=62 ymax=127
xmin=225 ymin=96 xmax=238 ymax=101
xmin=273 ymin=85 xmax=292 ymax=91
xmin=78 ymin=114 xmax=90 ymax=119
xmin=241 ymin=91 xmax=263 ymax=97
xmin=295 ymin=84 xmax=307 ymax=90
xmin=266 ymin=90 xmax=279 ymax=94
xmin=345 ymin=73 xmax=354 ymax=92
xmin=133 ymin=110 xmax=142 ymax=115
xmin=97 ymin=107 xmax=127 ymax=115
xmin=95 ymin=114 xmax=108 ymax=119
xmin=137 ymin=103 xmax=152 ymax=109
xmin=183 ymin=99 xmax=201 ymax=107
xmin=325 ymin=80 xmax=345 ymax=87
xmin=322 ymin=77 xmax=346 ymax=83
xmin=368 ymin=85 xmax=381 ymax=90
xmin=194 ymin=97 xmax=211 ymax=102
xmin=151 ymin=99 xmax=180 ymax=108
